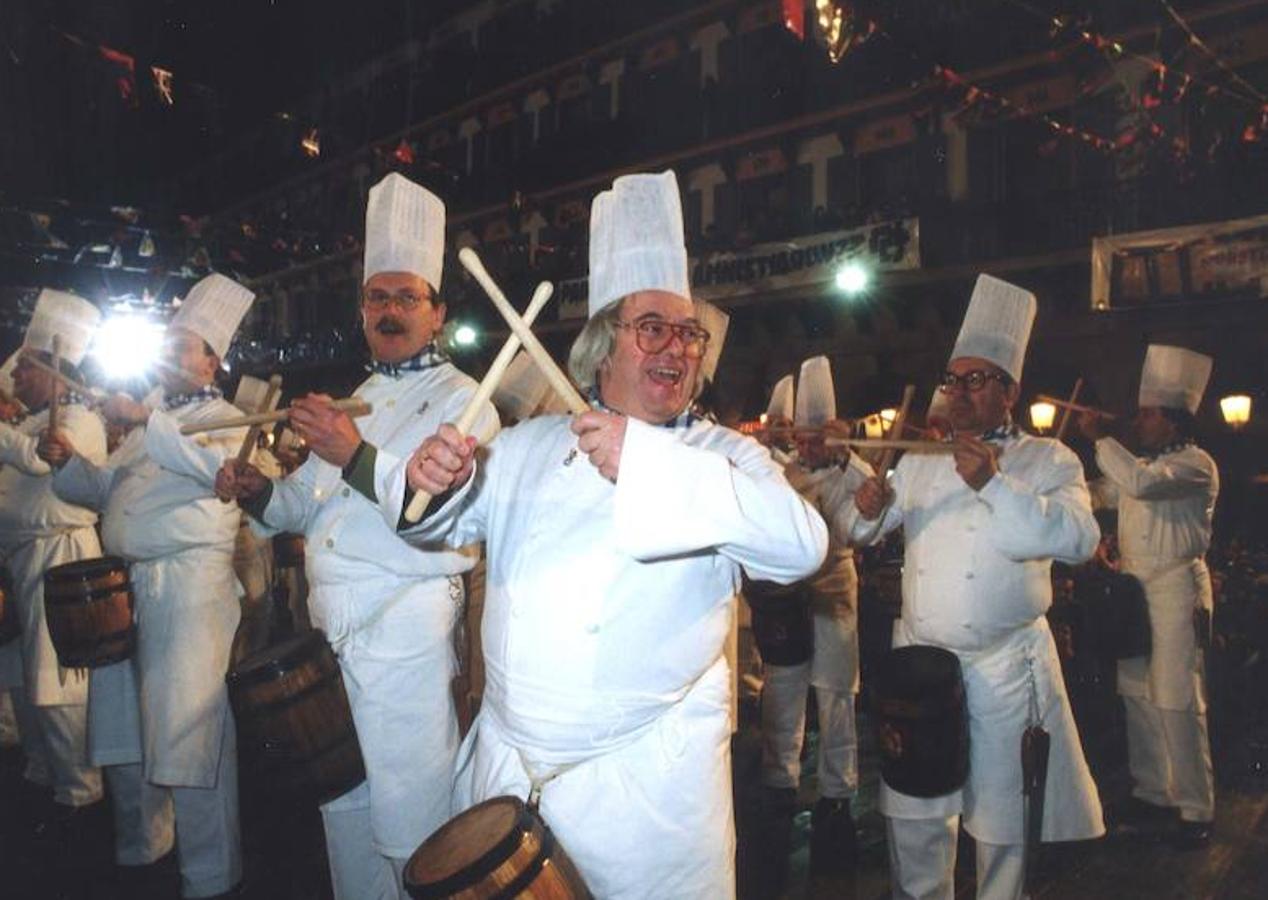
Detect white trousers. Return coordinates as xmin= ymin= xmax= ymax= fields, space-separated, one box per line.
xmin=1123 ymin=696 xmax=1215 ymax=822
xmin=106 ymin=715 xmax=242 ymax=898
xmin=320 ymin=780 xmax=410 ymax=900
xmin=759 ymin=661 xmax=858 ymax=798
xmin=886 ymin=816 xmax=1025 ymax=900
xmin=10 ymin=688 xmax=102 ymax=806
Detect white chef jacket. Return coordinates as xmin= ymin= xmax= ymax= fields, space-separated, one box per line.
xmin=52 ymin=396 xmax=245 ymax=787
xmin=1094 ymin=438 xmax=1218 ymax=711
xmin=250 ymin=362 xmax=498 ymax=858
xmin=385 ymin=412 xmax=828 ymax=897
xmin=846 ymin=431 xmax=1104 ymax=844
xmin=0 ymin=402 xmax=106 ymax=703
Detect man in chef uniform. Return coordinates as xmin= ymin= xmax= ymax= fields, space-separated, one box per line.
xmin=0 ymin=290 xmax=106 ymax=830
xmin=44 ymin=273 xmax=254 ymax=899
xmin=1079 ymin=345 xmax=1218 ymax=848
xmin=385 ymin=170 xmax=828 ymax=899
xmin=849 ymin=275 xmax=1104 ymax=900
xmin=760 ymin=355 xmax=874 ymax=874
xmin=214 ymin=172 xmax=499 ymax=900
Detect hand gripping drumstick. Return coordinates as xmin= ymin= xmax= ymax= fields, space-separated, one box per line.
xmin=18 ymin=351 xmax=101 ymax=400
xmin=459 ymin=248 xmax=589 ymax=416
xmin=178 ymin=398 xmax=372 ymax=435
xmin=235 ymin=375 xmax=284 ymax=466
xmin=402 ymin=278 xmax=555 ymax=524
xmin=875 ymin=385 xmax=916 ymax=477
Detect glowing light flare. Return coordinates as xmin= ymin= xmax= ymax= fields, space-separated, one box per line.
xmin=834 ymin=261 xmax=870 ymax=295
xmin=1029 ymin=401 xmax=1057 ymax=432
xmin=301 ymin=128 xmax=321 ymax=158
xmin=92 ymin=314 xmax=166 ymax=380
xmin=1220 ymin=394 xmax=1251 ymax=428
xmin=453 ymin=324 xmax=478 ymax=347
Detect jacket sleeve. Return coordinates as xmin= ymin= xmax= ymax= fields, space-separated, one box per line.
xmin=812 ymin=454 xmax=877 ymax=547
xmin=252 ymin=456 xmax=321 ymax=537
xmin=144 ymin=408 xmax=246 ymax=490
xmin=978 ymin=441 xmax=1099 ymax=564
xmin=839 ymin=461 xmax=906 ymax=546
xmin=51 ymin=453 xmax=117 ymax=511
xmin=613 ymin=420 xmax=827 ymax=584
xmin=1094 ymin=437 xmax=1214 ymax=501
xmin=0 ymin=422 xmax=52 ymax=475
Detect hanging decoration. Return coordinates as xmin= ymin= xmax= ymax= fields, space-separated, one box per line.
xmin=152 ymin=66 xmax=175 ymax=105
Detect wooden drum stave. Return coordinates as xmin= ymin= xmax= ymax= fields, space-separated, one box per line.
xmin=226 ymin=629 xmax=365 ymax=805
xmin=404 ymin=796 xmax=591 ymax=900
xmin=43 ymin=557 xmax=136 ymax=668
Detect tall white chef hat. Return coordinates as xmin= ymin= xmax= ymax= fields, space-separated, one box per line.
xmin=170 ymin=274 xmax=255 ymax=359
xmin=949 ymin=274 xmax=1037 ymax=382
xmin=24 ymin=289 xmax=102 ymax=367
xmin=795 ymin=356 xmax=836 ymax=428
xmin=493 ymin=350 xmax=552 ymax=422
xmin=587 ymin=170 xmax=690 ymax=317
xmin=695 ymin=299 xmax=729 ymax=383
xmin=1139 ymin=344 xmax=1212 ymax=414
xmin=363 ymin=173 xmax=446 ymax=292
xmin=766 ymin=374 xmax=795 ymax=422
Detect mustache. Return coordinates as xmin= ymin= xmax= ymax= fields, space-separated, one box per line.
xmin=374 ymin=317 xmax=407 ymax=335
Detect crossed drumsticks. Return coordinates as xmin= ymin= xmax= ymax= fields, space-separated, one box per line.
xmin=401 ymin=248 xmax=589 ymax=523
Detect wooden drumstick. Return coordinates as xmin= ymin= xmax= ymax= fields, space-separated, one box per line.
xmin=179 ymin=398 xmax=372 ymax=435
xmin=402 ymin=280 xmax=555 ymax=524
xmin=826 ymin=437 xmax=956 ymax=453
xmin=17 ymin=351 xmax=99 ymax=399
xmin=1053 ymin=378 xmax=1083 ymax=441
xmin=235 ymin=375 xmax=284 ymax=466
xmin=459 ymin=248 xmax=588 ymax=416
xmin=48 ymin=335 xmax=61 ymax=433
xmin=875 ymin=385 xmax=916 ymax=475
xmin=1035 ymin=394 xmax=1117 ymax=420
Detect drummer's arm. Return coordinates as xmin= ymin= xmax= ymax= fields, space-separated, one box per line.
xmin=0 ymin=420 xmax=55 ymax=475
xmin=818 ymin=452 xmax=877 ymax=546
xmin=980 ymin=442 xmax=1099 ymax=565
xmin=144 ymin=407 xmax=247 ymax=489
xmin=241 ymin=456 xmax=319 ymax=537
xmin=50 ymin=420 xmax=116 ymax=511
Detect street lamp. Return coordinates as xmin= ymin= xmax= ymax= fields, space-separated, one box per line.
xmin=1220 ymin=394 xmax=1252 ymax=429
xmin=1029 ymin=401 xmax=1056 ymax=433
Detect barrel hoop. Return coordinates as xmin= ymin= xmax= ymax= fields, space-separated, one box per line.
xmin=46 ymin=583 xmax=133 ymax=605
xmin=409 ymin=804 xmax=536 ymax=898
xmin=231 ymin=670 xmax=341 ymax=715
xmin=489 ymin=825 xmax=556 ymax=900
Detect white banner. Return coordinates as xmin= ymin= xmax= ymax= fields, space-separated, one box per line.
xmin=556 ymin=218 xmax=921 ymax=320
xmin=1091 ymin=213 xmax=1268 ymax=309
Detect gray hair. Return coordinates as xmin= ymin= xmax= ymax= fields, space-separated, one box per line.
xmin=566 ymin=295 xmax=708 ymax=400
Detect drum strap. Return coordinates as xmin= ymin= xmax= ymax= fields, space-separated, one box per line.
xmin=519 ymin=749 xmax=585 ymax=812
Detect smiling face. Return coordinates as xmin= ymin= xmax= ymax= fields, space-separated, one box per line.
xmin=940 ymin=356 xmax=1019 ymax=434
xmin=597 ymin=290 xmax=702 ymax=425
xmin=360 ymin=271 xmax=446 ymax=365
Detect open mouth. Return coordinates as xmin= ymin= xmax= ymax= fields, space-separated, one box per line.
xmin=647 ymin=365 xmax=684 ymax=387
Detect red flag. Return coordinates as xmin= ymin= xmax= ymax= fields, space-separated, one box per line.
xmin=99 ymin=45 xmax=137 ymax=104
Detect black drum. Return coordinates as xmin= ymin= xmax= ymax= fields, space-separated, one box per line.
xmin=874 ymin=645 xmax=969 ymax=797
xmin=226 ymin=630 xmax=364 ymax=804
xmin=745 ymin=579 xmax=812 ymax=666
xmin=0 ymin=567 xmax=19 ymax=646
xmin=272 ymin=533 xmax=305 ymax=570
xmin=44 ymin=557 xmax=135 ymax=668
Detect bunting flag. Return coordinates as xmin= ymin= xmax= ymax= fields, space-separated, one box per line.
xmin=736 ymin=147 xmax=788 ymax=180
xmin=99 ymin=45 xmax=137 ymax=104
xmin=854 ymin=113 xmax=917 ymax=155
xmin=639 ymin=37 xmax=681 ymax=70
xmin=487 ymin=101 xmax=517 ymax=126
xmin=557 ymin=73 xmax=591 ymax=99
xmin=783 ymin=0 xmax=805 ymax=40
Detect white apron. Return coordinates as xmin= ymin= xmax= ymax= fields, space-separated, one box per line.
xmin=1118 ymin=556 xmax=1211 ymax=712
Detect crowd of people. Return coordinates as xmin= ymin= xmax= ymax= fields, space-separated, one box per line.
xmin=0 ymin=166 xmax=1245 ymax=900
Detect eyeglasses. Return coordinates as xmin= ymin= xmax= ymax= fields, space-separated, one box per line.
xmin=938 ymin=369 xmax=1011 ymax=393
xmin=362 ymin=289 xmax=430 ymax=311
xmin=615 ymin=319 xmax=711 ymax=359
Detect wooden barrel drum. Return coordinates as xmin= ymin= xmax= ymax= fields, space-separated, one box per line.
xmin=745 ymin=579 xmax=813 ymax=666
xmin=226 ymin=629 xmax=365 ymax=804
xmin=43 ymin=557 xmax=135 ymax=667
xmin=272 ymin=533 xmax=305 ymax=570
xmin=874 ymin=645 xmax=969 ymax=798
xmin=404 ymin=795 xmax=591 ymax=899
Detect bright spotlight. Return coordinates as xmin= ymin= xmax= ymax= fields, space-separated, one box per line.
xmin=92 ymin=314 xmax=165 ymax=380
xmin=834 ymin=262 xmax=870 ymax=295
xmin=453 ymin=324 xmax=478 ymax=347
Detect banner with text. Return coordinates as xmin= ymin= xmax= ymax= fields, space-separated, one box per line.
xmin=556 ymin=217 xmax=920 ymax=319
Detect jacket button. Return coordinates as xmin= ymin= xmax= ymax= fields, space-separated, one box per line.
xmin=965 ymin=572 xmax=974 ymax=580
xmin=325 ymin=538 xmax=334 ymax=549
xmin=342 ymin=487 xmax=350 ymax=498
xmin=585 ymin=624 xmax=600 ymax=635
